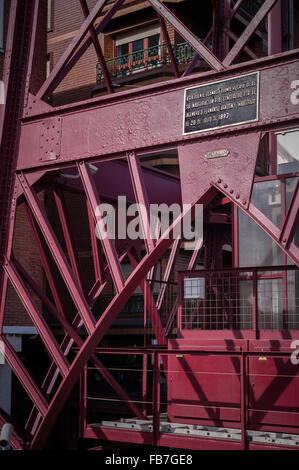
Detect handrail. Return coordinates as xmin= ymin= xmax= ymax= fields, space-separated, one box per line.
xmin=96 ymin=41 xmax=198 ymax=83
xmin=178 ymin=265 xmax=299 ymax=333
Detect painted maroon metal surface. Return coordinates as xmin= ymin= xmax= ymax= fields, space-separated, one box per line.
xmin=0 ymin=0 xmax=299 ymax=452
xmin=178 ymin=133 xmax=261 ymax=207
xmin=42 ymin=159 xmax=181 ymax=206
xmin=167 ymin=339 xmax=299 ymax=434
xmin=167 ymin=354 xmax=242 ymax=426
xmin=17 ymin=55 xmax=299 ymax=170
xmin=248 ymin=355 xmax=299 ymax=431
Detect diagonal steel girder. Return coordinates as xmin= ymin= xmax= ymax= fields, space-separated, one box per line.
xmin=28 ymin=188 xmax=217 ymax=449
xmin=2 ymin=2 xmax=298 ymax=452
xmin=223 ymin=0 xmax=279 ymax=67
xmin=0 ymin=0 xmax=40 ymax=332
xmin=147 ymin=0 xmax=224 ymax=72
xmin=79 ymin=0 xmax=114 ymax=94
xmin=24 ymin=242 xmax=142 ymax=436
xmin=36 ymin=0 xmax=125 ymax=101
xmin=78 ymin=161 xmax=125 ymax=293
xmin=18 ymin=173 xmax=97 ymax=335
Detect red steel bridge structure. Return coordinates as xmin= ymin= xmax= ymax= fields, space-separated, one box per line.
xmin=0 ymin=0 xmax=299 ymax=450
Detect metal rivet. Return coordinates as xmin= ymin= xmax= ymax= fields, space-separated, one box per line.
xmin=242 ymin=200 xmax=247 ymax=205
xmin=236 ymin=194 xmax=240 ymax=199
xmin=223 ymin=183 xmax=228 ymax=188
xmin=230 ymin=189 xmax=234 ymax=194
xmin=217 ymin=179 xmax=222 ymax=183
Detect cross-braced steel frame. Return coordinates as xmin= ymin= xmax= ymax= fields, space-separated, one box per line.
xmin=0 ymin=0 xmax=298 ymax=450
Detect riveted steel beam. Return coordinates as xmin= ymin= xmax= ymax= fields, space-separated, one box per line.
xmin=18 ymin=52 xmax=299 ymax=172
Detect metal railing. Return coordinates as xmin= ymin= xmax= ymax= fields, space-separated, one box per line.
xmin=96 ymin=42 xmax=197 ymax=83
xmin=92 ymin=279 xmax=177 ymax=344
xmin=178 ymin=266 xmax=299 ymax=332
xmin=80 ymin=347 xmax=299 ymax=450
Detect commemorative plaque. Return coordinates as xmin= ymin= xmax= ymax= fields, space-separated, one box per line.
xmin=183 ymin=72 xmax=259 ymax=135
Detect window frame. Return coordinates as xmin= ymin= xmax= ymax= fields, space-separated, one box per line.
xmin=47 ymin=0 xmax=54 ymax=33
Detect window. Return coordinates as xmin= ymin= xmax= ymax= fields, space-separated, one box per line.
xmin=184 ymin=278 xmax=205 ymax=299
xmin=238 ymin=180 xmax=283 ymax=267
xmin=47 ymin=0 xmax=54 ymax=32
xmin=277 ymin=128 xmax=299 ymax=174
xmin=0 ymin=0 xmax=4 ymax=52
xmin=114 ymin=25 xmax=161 ymax=78
xmin=46 ymin=53 xmax=53 ymax=78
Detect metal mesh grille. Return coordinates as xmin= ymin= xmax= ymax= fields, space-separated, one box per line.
xmin=180 ymin=267 xmax=299 ymax=331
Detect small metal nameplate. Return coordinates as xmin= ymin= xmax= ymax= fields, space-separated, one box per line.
xmin=183 ymin=72 xmax=259 ymax=135
xmin=205 ymin=149 xmax=230 ymax=159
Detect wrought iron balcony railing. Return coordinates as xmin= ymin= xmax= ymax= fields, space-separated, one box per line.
xmin=96 ymin=42 xmax=197 ymax=84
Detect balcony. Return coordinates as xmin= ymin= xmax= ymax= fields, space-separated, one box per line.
xmin=178 ymin=265 xmax=299 ymax=337
xmin=96 ymin=42 xmax=197 ymax=84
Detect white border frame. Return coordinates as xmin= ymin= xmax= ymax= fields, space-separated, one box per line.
xmin=183 ymin=71 xmax=260 ymax=136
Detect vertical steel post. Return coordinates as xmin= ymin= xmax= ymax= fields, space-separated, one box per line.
xmin=152 ymin=351 xmax=160 ymax=446
xmin=128 ymin=250 xmax=166 ymax=345
xmin=0 ymin=0 xmax=39 ymax=333
xmin=158 ymin=15 xmax=179 ymax=78
xmin=212 ymin=0 xmax=231 ymax=61
xmin=240 ymin=352 xmax=247 ymax=450
xmin=268 ymin=0 xmax=282 ymax=55
xmin=79 ymin=364 xmax=87 ymax=439
xmin=253 ymin=269 xmax=258 ymax=339
xmin=87 ymin=200 xmax=104 ymax=285
xmin=53 ymin=189 xmax=83 ymax=292
xmin=178 ymin=273 xmax=183 ymax=332
xmin=142 ymin=352 xmax=148 ymax=417
xmin=79 ymin=0 xmax=114 ymax=94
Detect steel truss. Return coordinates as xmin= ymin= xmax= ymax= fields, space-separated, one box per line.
xmin=0 ymin=0 xmax=298 ymax=450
